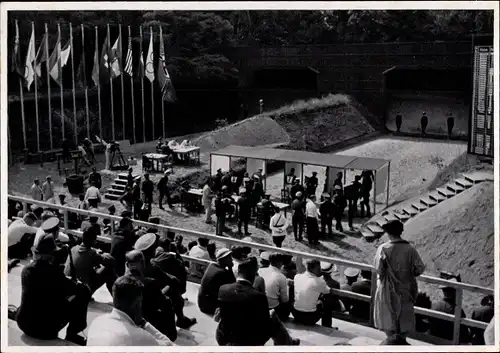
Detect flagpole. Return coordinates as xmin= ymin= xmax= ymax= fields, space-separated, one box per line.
xmin=58 ymin=23 xmax=65 ymax=143
xmin=107 ymin=24 xmax=115 ymax=141
xmin=45 ymin=23 xmax=53 ymax=150
xmin=140 ymin=25 xmax=146 ymax=143
xmin=82 ymin=24 xmax=90 ymax=139
xmin=33 ymin=22 xmax=40 ymax=152
xmin=70 ymin=23 xmax=78 ymax=145
xmin=160 ymin=25 xmax=165 ymax=139
xmin=95 ymin=26 xmax=103 ymax=141
xmin=119 ymin=24 xmax=126 ymax=140
xmin=150 ymin=27 xmax=155 ymax=141
xmin=129 ymin=26 xmax=137 ymax=144
xmin=15 ymin=20 xmax=27 ymax=151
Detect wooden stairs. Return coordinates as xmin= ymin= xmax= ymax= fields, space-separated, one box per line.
xmin=104 ymin=172 xmax=141 ymax=201
xmin=360 ymin=172 xmax=492 ymax=241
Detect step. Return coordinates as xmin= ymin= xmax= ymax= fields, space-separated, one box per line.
xmin=111 ymin=183 xmax=126 ymax=191
xmin=428 ymin=191 xmax=445 ymax=202
xmin=366 ymin=223 xmax=384 ymax=235
xmin=455 ymin=178 xmax=473 ymax=189
xmin=446 ymin=182 xmax=464 ymax=193
xmin=104 ymin=193 xmax=121 ymax=201
xmin=463 ymin=172 xmax=493 ymax=183
xmin=436 ymin=187 xmax=454 ymax=198
xmin=114 ymin=178 xmax=128 ymax=186
xmin=403 ymin=207 xmax=418 ymax=216
xmin=420 ymin=196 xmax=437 ymax=207
xmin=411 ymin=202 xmax=427 ymax=212
xmin=375 ymin=218 xmax=388 ymax=227
xmin=117 ymin=173 xmax=140 ymax=181
xmin=393 ymin=212 xmax=410 ymax=221
xmin=360 ymin=228 xmax=376 ymax=240
xmin=107 ymin=188 xmax=125 ymax=195
xmin=347 ymin=336 xmax=381 ymax=346
xmin=383 ymin=213 xmax=399 ymax=222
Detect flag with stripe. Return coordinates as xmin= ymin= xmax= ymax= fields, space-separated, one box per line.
xmin=77 ymin=50 xmax=87 ymax=88
xmin=49 ymin=39 xmax=71 ymax=85
xmin=110 ymin=35 xmax=122 ymax=79
xmin=91 ymin=35 xmax=100 ymax=87
xmin=25 ymin=26 xmax=36 ymax=91
xmin=157 ymin=26 xmax=176 ymax=103
xmin=35 ymin=32 xmax=48 ymax=78
xmin=12 ymin=20 xmax=24 ymax=77
xmin=124 ymin=29 xmax=133 ymax=76
xmin=99 ymin=33 xmax=111 ymax=82
xmin=145 ymin=27 xmax=154 ymax=82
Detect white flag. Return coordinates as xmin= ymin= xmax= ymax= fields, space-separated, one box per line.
xmin=110 ymin=36 xmax=122 ymax=79
xmin=25 ymin=27 xmax=36 ymax=90
xmin=145 ymin=27 xmax=154 ymax=82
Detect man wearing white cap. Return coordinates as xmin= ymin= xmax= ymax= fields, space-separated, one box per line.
xmin=198 ymin=248 xmax=235 ymax=315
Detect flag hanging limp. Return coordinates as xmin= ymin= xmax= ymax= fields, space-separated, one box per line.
xmin=25 ymin=26 xmax=37 ymax=90
xmin=157 ymin=25 xmax=176 ymax=103
xmin=145 ymin=27 xmax=155 ymax=82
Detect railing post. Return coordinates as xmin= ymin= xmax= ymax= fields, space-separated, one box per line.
xmin=63 ymin=208 xmax=69 ymax=233
xmin=110 ymin=216 xmax=115 ymax=237
xmin=452 ymin=288 xmax=463 ymax=345
xmin=22 ymin=202 xmax=28 ymax=215
xmin=369 ymin=269 xmax=377 ymax=327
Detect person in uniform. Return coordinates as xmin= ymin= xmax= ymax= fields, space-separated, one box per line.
xmin=142 ymin=173 xmax=154 ymax=209
xmin=237 ymin=188 xmax=252 ymax=236
xmin=158 ymin=169 xmax=173 ymax=210
xmin=319 ymin=193 xmax=335 ymax=237
xmin=333 ymin=185 xmax=347 ymax=233
xmin=360 ymin=170 xmax=374 ymax=218
xmin=340 ymin=267 xmax=360 ymax=314
xmin=344 ymin=176 xmax=361 ymax=231
xmin=291 ymin=191 xmax=306 ymax=241
xmin=88 ymin=167 xmax=102 ymax=189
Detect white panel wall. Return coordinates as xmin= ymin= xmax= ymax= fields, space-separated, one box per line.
xmin=211 ymin=155 xmax=231 ymax=176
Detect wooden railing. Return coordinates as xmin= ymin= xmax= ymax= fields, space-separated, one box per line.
xmin=8 ymin=195 xmax=493 ymax=345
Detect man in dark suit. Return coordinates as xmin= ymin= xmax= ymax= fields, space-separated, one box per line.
xmin=110 ymin=217 xmax=137 ymax=276
xmin=470 ymin=295 xmax=494 ymax=345
xmin=216 ymin=257 xmax=300 ymax=346
xmin=237 ymin=188 xmax=252 ymax=236
xmin=198 ymin=248 xmax=235 ymax=315
xmin=349 ymin=270 xmax=372 ymax=321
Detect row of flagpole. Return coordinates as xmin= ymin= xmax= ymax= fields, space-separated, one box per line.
xmin=11 ymin=20 xmax=176 ymax=153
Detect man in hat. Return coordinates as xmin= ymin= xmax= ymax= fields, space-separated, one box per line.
xmin=213 ymin=168 xmax=223 ymax=192
xmin=198 ymin=248 xmax=236 ymax=315
xmin=360 ymin=170 xmax=374 ymax=218
xmin=258 ymin=253 xmax=291 ymax=321
xmin=16 ymin=229 xmax=91 ymax=346
xmin=158 ymin=169 xmax=173 ymax=210
xmin=259 ymin=251 xmax=271 ymax=268
xmin=124 ymin=250 xmax=177 ymax=342
xmin=333 ymin=185 xmax=347 ymax=232
xmin=134 ymin=233 xmax=197 ymax=329
xmin=64 ymin=226 xmax=116 ymax=296
xmin=221 ymin=170 xmax=233 ymax=193
xmin=349 ymin=269 xmax=373 ymax=321
xmin=142 ymin=173 xmax=155 ymax=209
xmin=292 ymin=259 xmax=339 ymax=328
xmin=42 ymin=175 xmax=55 ymax=203
xmin=306 ymin=172 xmax=319 ymax=198
xmin=319 ymin=193 xmax=335 ymax=237
xmin=237 ymin=188 xmax=252 ymax=236
xmin=31 ymin=178 xmax=43 ymax=201
xmin=87 ymin=275 xmax=174 ymax=346
xmin=88 ymin=167 xmax=102 ymax=189
xmin=428 ymin=277 xmax=470 ymax=343
xmin=251 ymin=174 xmax=265 ymax=212
xmin=216 ymin=256 xmax=300 ymax=346
xmin=470 ymin=295 xmax=494 ymax=345
xmin=340 ymin=267 xmax=360 ymax=313
xmin=291 ymin=191 xmax=306 ymax=241
xmin=344 ymin=176 xmax=361 ymax=231
xmin=110 ymin=217 xmax=137 ymax=276
xmin=305 ymin=195 xmax=320 ymax=246
xmin=215 ymin=191 xmax=228 ymax=236
xmin=34 ymin=216 xmax=71 ymax=267
xmin=290 ymin=179 xmax=304 ymax=203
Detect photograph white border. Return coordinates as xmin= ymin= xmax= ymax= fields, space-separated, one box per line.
xmin=1 ymin=1 xmax=498 ymax=352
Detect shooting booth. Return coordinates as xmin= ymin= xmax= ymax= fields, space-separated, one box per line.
xmin=210 ymin=145 xmax=391 ymax=215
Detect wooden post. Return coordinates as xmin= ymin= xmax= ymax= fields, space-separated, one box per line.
xmin=33 ymin=22 xmax=40 ymax=152
xmin=369 ymin=270 xmax=377 ymax=327
xmin=373 ymin=170 xmax=377 ymax=215
xmin=70 ymin=23 xmax=78 ymax=145
xmin=63 ymin=208 xmax=69 ymax=231
xmin=45 ymin=23 xmax=53 ymax=150
xmin=58 ymin=23 xmax=65 ymax=142
xmin=119 ymin=24 xmax=126 ymax=140
xmin=386 ymin=162 xmax=390 ymax=209
xmin=452 ymin=289 xmax=463 ymax=344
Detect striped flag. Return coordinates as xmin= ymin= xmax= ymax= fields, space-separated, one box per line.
xmin=49 ymin=38 xmax=71 ymax=85
xmin=124 ymin=28 xmax=133 ymax=76
xmin=25 ymin=26 xmax=37 ymax=90
xmin=145 ymin=27 xmax=154 ymax=82
xmin=157 ymin=26 xmax=176 ymax=102
xmin=35 ymin=32 xmax=48 ymax=78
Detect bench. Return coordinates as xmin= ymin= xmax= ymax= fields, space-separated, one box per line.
xmin=8 ymin=320 xmax=78 ymax=346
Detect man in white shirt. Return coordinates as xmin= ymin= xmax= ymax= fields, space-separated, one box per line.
xmin=292 ymin=259 xmax=337 ymax=328
xmin=188 ymin=238 xmax=211 ymax=279
xmin=305 ymin=195 xmax=320 ymax=246
xmin=258 ymin=253 xmax=291 ymax=321
xmin=85 ymin=181 xmax=102 ymax=208
xmin=87 ymin=275 xmax=174 ymax=346
xmin=41 ymin=175 xmax=55 ymax=203
xmin=269 ymin=207 xmax=288 ymax=248
xmin=8 ymin=213 xmax=39 ymax=268
xmin=31 ymin=179 xmax=43 ymax=201
xmin=202 ymin=180 xmax=214 ymax=224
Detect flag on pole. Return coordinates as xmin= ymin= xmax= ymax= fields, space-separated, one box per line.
xmin=110 ymin=35 xmax=122 ymax=79
xmin=35 ymin=32 xmax=48 ymax=78
xmin=25 ymin=26 xmax=37 ymax=91
xmin=100 ymin=33 xmax=111 ymax=82
xmin=137 ymin=45 xmax=145 ymax=79
xmin=91 ymin=34 xmax=100 ymax=87
xmin=49 ymin=40 xmax=71 ymax=85
xmin=145 ymin=27 xmax=154 ymax=82
xmin=77 ymin=49 xmax=87 ymax=88
xmin=157 ymin=26 xmax=176 ymax=102
xmin=124 ymin=31 xmax=133 ymax=76
xmin=12 ymin=20 xmax=24 ymax=77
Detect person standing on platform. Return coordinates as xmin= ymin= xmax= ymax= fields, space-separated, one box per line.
xmin=360 ymin=170 xmax=374 ymax=218
xmin=85 ymin=181 xmax=102 ymax=209
xmin=290 ymin=179 xmax=304 ymax=205
xmin=306 ymin=172 xmax=319 ymax=198
xmin=158 ymin=170 xmax=173 ymax=210
xmin=395 ymin=114 xmax=402 ymax=133
xmin=269 ymin=207 xmax=288 ymax=248
xmin=132 ymin=180 xmax=143 ymax=220
xmin=31 ymin=178 xmax=43 ymax=201
xmin=305 ymin=195 xmax=320 ymax=246
xmin=202 ymin=179 xmax=215 ymax=224
xmin=237 ymin=188 xmax=252 ymax=236
xmin=333 ymin=172 xmax=343 ymax=192
xmin=215 ymin=192 xmax=227 ymax=236
xmin=42 ymin=176 xmax=55 ymax=203
xmin=291 ymin=192 xmax=306 ymax=241
xmin=332 ymin=185 xmax=347 ymax=233
xmin=319 ymin=193 xmax=335 ymax=237
xmin=345 ymin=176 xmax=361 ymax=231
xmin=142 ymin=173 xmax=154 ymax=209
xmin=88 ymin=167 xmax=102 ymax=190
xmin=446 ymin=112 xmax=455 ymax=139
xmin=420 ymin=112 xmax=428 ymax=136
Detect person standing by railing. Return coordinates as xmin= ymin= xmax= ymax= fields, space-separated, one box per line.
xmin=373 ymin=220 xmax=426 ymax=345
xmin=31 ymin=178 xmax=43 ymax=201
xmin=41 ymin=175 xmax=55 ymax=203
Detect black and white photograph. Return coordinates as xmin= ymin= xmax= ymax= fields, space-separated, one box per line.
xmin=1 ymin=1 xmax=498 ymax=350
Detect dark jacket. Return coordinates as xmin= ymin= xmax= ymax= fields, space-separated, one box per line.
xmin=110 ymin=229 xmax=137 ymax=276
xmin=198 ymin=263 xmax=236 ymax=315
xmin=470 ymin=305 xmax=494 ymax=345
xmin=333 ymin=194 xmax=347 ymax=214
xmin=215 ymin=196 xmax=227 ymax=217
xmin=216 ymin=280 xmax=273 ymax=346
xmin=319 ymin=200 xmax=335 ymax=219
xmin=151 ymin=250 xmax=188 ymax=294
xmin=88 ymin=172 xmax=102 ymax=189
xmin=290 ymin=184 xmax=304 ymax=200
xmin=291 ymin=199 xmax=306 ymax=218
xmin=349 ymin=279 xmax=372 ymax=320
xmin=429 ymin=299 xmax=470 ymax=343
xmin=16 ymin=260 xmax=85 ymax=339
xmin=157 ymin=176 xmax=169 ymax=193
xmin=237 ymin=195 xmax=252 ymax=220
xmin=142 ymin=180 xmax=154 ymax=195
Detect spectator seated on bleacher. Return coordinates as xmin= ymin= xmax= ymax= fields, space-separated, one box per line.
xmin=64 ymin=226 xmax=116 ymax=297
xmin=349 ymin=269 xmax=373 ymax=322
xmin=292 ymin=259 xmax=340 ymax=328
xmin=339 ymin=267 xmax=359 ymax=315
xmin=134 ymin=233 xmax=197 ymax=330
xmin=259 ymin=251 xmax=271 ymax=268
xmin=216 ymin=257 xmax=300 ymax=346
xmin=470 ymin=295 xmax=494 ymax=345
xmin=125 ymin=250 xmax=178 ymax=342
xmin=207 ymin=242 xmax=217 ymax=261
xmin=198 ymin=248 xmax=235 ymax=316
xmin=415 ymin=291 xmax=432 ymax=333
xmin=110 ymin=217 xmax=138 ymax=277
xmin=80 ymin=216 xmax=102 ymax=237
xmin=15 ymin=229 xmax=91 ymax=346
xmin=188 ymin=237 xmax=211 ymax=280
xmin=152 ymin=236 xmax=188 ymax=295
xmin=8 ymin=213 xmax=39 ymax=268
xmin=231 ymin=245 xmax=266 ymax=294
xmin=87 ymin=275 xmax=175 ymax=346
xmin=174 ymin=235 xmax=188 ymax=254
